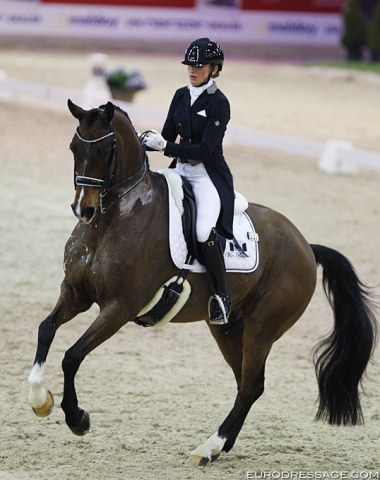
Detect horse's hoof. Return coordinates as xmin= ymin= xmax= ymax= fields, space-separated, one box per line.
xmin=32 ymin=390 xmax=54 ymax=417
xmin=69 ymin=410 xmax=90 ymax=436
xmin=189 ymin=454 xmax=212 ymax=467
xmin=189 ymin=449 xmax=221 ymax=466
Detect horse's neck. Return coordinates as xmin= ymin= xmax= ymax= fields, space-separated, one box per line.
xmin=113 ymin=113 xmax=144 ymax=180
xmin=74 ymin=170 xmax=167 ymax=250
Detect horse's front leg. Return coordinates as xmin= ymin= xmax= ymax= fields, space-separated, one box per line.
xmin=60 ymin=301 xmax=127 ymax=436
xmin=28 ymin=282 xmax=92 ymax=417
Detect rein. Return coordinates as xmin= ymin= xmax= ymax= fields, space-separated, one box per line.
xmin=74 ymin=127 xmax=147 ymax=214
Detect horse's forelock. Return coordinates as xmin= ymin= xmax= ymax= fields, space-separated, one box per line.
xmin=80 ymin=107 xmax=111 ymax=130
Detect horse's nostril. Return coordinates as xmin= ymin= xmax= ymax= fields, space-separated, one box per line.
xmin=82 ymin=207 xmax=95 ymax=221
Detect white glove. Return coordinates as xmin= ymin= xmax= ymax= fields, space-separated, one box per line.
xmin=142 ymin=129 xmax=167 ymax=151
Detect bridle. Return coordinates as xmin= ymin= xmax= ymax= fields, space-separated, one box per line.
xmin=73 ymin=127 xmax=147 ymax=214
xmin=74 ymin=129 xmax=115 ymax=190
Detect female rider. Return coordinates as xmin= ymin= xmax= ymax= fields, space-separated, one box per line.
xmin=142 ymin=38 xmax=234 ymax=325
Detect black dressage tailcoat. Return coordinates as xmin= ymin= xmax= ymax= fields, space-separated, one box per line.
xmin=162 ymin=82 xmax=234 ymax=240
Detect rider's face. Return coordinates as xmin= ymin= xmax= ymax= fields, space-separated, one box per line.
xmin=188 ymin=65 xmax=215 ymax=87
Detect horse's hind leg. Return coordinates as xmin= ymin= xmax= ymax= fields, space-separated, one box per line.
xmin=190 ymin=270 xmax=314 ymax=466
xmin=208 ymin=308 xmax=244 ymax=387
xmin=28 ymin=282 xmax=92 ymax=417
xmin=190 ymin=312 xmax=271 ymax=466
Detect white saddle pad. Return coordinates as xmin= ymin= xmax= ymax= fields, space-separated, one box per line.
xmin=161 ymin=170 xmax=259 ymax=274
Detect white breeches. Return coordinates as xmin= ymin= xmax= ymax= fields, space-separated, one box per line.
xmin=174 ymin=162 xmax=221 ymax=243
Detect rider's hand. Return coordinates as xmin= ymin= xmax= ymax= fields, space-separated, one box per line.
xmin=142 ymin=130 xmax=167 ymax=151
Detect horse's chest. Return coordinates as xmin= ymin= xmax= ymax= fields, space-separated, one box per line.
xmin=64 ymin=237 xmax=96 ymax=275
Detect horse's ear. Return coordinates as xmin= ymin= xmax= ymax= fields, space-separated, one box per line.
xmin=103 ymin=101 xmax=115 ymax=124
xmin=67 ymin=99 xmax=84 ymax=120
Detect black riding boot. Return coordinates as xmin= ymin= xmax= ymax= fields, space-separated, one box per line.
xmin=200 ymin=229 xmax=231 ymax=325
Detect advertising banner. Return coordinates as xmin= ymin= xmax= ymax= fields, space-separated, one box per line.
xmin=0 ymin=1 xmax=342 ymax=46
xmin=241 ymin=0 xmax=344 ymax=13
xmin=39 ymin=0 xmax=195 ymax=6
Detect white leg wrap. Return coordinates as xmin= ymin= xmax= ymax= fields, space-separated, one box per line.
xmin=191 ymin=431 xmax=226 ymax=460
xmin=28 ymin=363 xmax=48 ymax=409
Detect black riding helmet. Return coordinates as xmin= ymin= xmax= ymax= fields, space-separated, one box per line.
xmin=182 ymin=38 xmax=224 ymax=77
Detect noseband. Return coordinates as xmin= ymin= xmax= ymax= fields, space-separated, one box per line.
xmin=74 ymin=127 xmax=147 ymax=213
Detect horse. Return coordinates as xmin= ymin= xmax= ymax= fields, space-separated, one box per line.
xmin=27 ymin=100 xmax=378 ymax=466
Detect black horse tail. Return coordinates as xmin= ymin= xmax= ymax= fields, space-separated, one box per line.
xmin=310 ymin=244 xmax=378 ymax=426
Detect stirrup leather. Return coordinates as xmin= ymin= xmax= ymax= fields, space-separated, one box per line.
xmin=208 ymin=294 xmax=230 ymax=326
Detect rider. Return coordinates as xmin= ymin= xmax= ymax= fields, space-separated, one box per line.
xmin=142 ymin=38 xmax=234 ymax=326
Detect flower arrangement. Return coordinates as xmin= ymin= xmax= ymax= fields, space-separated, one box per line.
xmin=106 ymin=68 xmax=147 ymax=102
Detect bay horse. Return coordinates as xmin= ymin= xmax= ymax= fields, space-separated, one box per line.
xmin=28 ymin=100 xmax=377 ymax=466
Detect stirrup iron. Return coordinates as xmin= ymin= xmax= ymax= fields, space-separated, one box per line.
xmin=208 ymin=294 xmax=229 ymax=326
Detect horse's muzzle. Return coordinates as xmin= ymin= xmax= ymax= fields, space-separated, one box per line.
xmin=71 ymin=186 xmax=100 ymax=223
xmin=71 ymin=203 xmax=96 ymax=223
